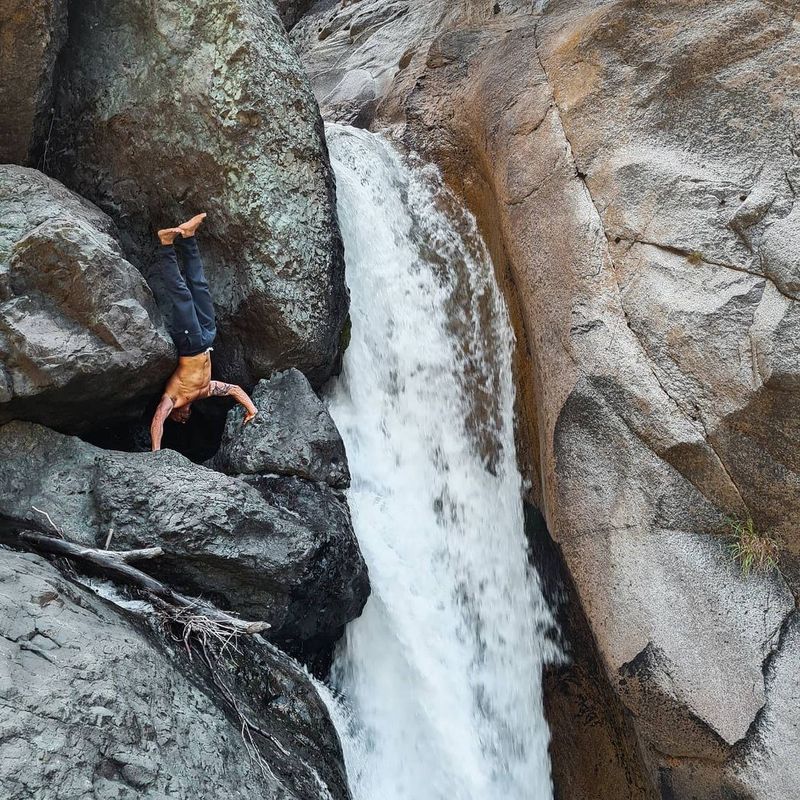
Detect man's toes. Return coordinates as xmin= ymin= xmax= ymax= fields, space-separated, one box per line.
xmin=179 ymin=212 xmax=207 ymax=236
xmin=157 ymin=227 xmax=181 ymax=244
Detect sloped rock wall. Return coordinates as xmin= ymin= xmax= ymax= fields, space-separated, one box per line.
xmin=292 ymin=1 xmax=800 ymax=796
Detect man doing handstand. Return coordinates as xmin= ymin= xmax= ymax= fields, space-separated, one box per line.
xmin=149 ymin=213 xmax=257 ymax=451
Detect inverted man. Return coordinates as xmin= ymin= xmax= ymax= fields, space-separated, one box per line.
xmin=149 ymin=213 xmax=257 ymax=451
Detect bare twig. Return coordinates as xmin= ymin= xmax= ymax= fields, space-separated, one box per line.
xmin=39 ymin=107 xmax=56 ymax=172
xmin=148 ymin=595 xmax=281 ymax=782
xmin=31 ymin=506 xmax=63 ymax=538
xmin=198 ymin=641 xmax=280 ymax=782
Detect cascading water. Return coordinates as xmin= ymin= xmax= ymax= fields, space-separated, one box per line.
xmin=323 ymin=124 xmax=556 ymax=800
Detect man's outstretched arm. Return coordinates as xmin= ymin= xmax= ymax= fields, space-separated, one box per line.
xmin=150 ymin=395 xmax=174 ymax=451
xmin=208 ymin=381 xmax=258 ymax=423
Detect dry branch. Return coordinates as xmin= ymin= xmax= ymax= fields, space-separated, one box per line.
xmin=16 ymin=530 xmax=269 ymax=635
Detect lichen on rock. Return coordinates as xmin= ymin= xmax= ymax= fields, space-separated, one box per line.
xmin=49 ymin=0 xmax=348 ymax=387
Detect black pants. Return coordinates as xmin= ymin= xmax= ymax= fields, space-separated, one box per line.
xmin=154 ymin=236 xmax=216 ymax=356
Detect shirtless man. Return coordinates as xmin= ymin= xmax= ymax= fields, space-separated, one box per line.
xmin=149 ymin=213 xmax=257 ymax=451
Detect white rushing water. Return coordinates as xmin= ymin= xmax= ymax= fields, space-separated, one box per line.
xmin=323 ymin=124 xmax=556 ymax=800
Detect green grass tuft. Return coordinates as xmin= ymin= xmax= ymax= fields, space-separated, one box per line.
xmin=727 ymin=516 xmax=780 ymax=577
xmin=687 ymin=251 xmax=704 ymax=265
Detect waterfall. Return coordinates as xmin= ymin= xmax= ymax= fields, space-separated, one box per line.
xmin=324 ymin=124 xmax=556 ymax=800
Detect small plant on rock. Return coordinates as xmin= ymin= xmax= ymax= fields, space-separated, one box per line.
xmin=727 ymin=516 xmax=780 ymax=576
xmin=687 ymin=250 xmax=704 ymax=265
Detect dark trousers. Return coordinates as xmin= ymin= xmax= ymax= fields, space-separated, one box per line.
xmin=153 ymin=236 xmax=217 ymax=356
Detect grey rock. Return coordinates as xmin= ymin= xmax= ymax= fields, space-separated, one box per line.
xmin=0 ymin=421 xmax=369 ymax=648
xmin=0 ymin=0 xmax=67 ymax=164
xmin=215 ymin=368 xmax=350 ymax=488
xmin=0 ymin=166 xmax=175 ymax=432
xmin=758 ymin=206 xmax=800 ymax=298
xmin=730 ymin=613 xmax=800 ymax=800
xmin=0 ymin=548 xmax=351 ymax=800
xmin=242 ymin=473 xmax=367 ymax=648
xmin=0 ymin=420 xmax=101 ymax=544
xmin=291 ymin=0 xmax=448 ymax=124
xmin=274 ymin=0 xmax=318 ymax=30
xmin=48 ymin=0 xmax=347 ymax=388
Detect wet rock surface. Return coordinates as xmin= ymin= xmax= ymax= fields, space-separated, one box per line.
xmin=0 ymin=421 xmax=369 ymax=650
xmin=48 ymin=0 xmax=347 ymax=387
xmin=215 ymin=368 xmax=350 ymax=488
xmin=0 ymin=0 xmax=67 ymax=164
xmin=0 ymin=549 xmax=350 ymax=800
xmin=293 ymin=0 xmax=800 ymax=796
xmin=0 ymin=166 xmax=174 ymax=432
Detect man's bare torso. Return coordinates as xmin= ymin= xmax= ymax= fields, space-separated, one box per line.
xmin=165 ymin=351 xmax=212 ymax=408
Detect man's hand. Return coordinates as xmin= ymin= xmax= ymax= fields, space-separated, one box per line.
xmin=208 ymin=381 xmax=259 ymax=426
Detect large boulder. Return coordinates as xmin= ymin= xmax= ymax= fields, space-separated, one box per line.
xmin=0 ymin=166 xmax=174 ymax=432
xmin=294 ymin=1 xmax=800 ymax=796
xmin=0 ymin=421 xmax=369 ymax=649
xmin=0 ymin=0 xmax=67 ymax=164
xmin=48 ymin=0 xmax=348 ymax=387
xmin=214 ymin=368 xmax=350 ymax=488
xmin=0 ymin=549 xmax=351 ymax=800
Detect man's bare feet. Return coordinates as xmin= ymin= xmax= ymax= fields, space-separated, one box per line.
xmin=157 ymin=227 xmax=183 ymax=246
xmin=178 ymin=212 xmax=207 ymax=238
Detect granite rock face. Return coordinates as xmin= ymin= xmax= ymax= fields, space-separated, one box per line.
xmin=291 ymin=0 xmax=449 ymax=127
xmin=49 ymin=0 xmax=348 ymax=387
xmin=215 ymin=368 xmax=350 ymax=488
xmin=275 ymin=0 xmax=317 ymax=31
xmin=0 ymin=0 xmax=67 ymax=164
xmin=0 ymin=549 xmax=351 ymax=800
xmin=293 ymin=1 xmax=800 ymax=796
xmin=0 ymin=166 xmax=174 ymax=432
xmin=0 ymin=421 xmax=369 ymax=650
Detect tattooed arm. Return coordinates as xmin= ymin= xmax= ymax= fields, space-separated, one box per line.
xmin=207 ymin=381 xmax=258 ymax=424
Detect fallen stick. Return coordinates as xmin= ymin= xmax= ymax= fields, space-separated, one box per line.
xmin=15 ymin=530 xmax=269 ymax=635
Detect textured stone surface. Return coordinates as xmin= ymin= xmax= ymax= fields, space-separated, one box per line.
xmin=730 ymin=613 xmax=800 ymax=800
xmin=0 ymin=548 xmax=351 ymax=800
xmin=0 ymin=166 xmax=174 ymax=431
xmin=275 ymin=0 xmax=317 ymax=31
xmin=293 ymin=0 xmax=800 ymax=795
xmin=291 ymin=0 xmax=448 ymax=126
xmin=0 ymin=421 xmax=369 ymax=648
xmin=0 ymin=420 xmax=101 ymax=543
xmin=49 ymin=0 xmax=347 ymax=387
xmin=0 ymin=0 xmax=67 ymax=164
xmin=215 ymin=368 xmax=350 ymax=488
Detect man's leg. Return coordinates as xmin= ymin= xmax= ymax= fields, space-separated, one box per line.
xmin=152 ymin=241 xmax=204 ymax=354
xmin=175 ymin=234 xmax=216 ymax=344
